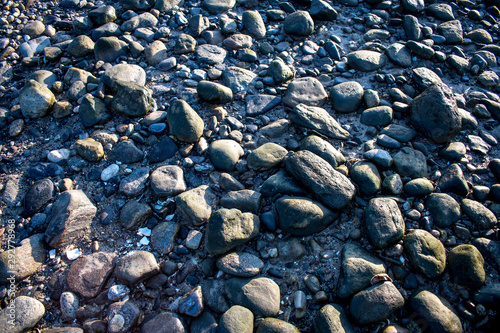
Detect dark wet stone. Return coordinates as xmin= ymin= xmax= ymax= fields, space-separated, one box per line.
xmin=438 ymin=163 xmax=469 ymax=196
xmin=426 ymin=193 xmax=461 ymax=228
xmin=363 ymin=197 xmax=404 ymax=249
xmin=141 ymin=312 xmax=186 ymax=333
xmin=24 ymin=178 xmax=54 ymax=215
xmin=461 ymin=199 xmax=497 ymax=230
xmin=149 ymin=137 xmax=178 ymax=163
xmin=448 ymin=244 xmax=485 ymax=289
xmin=392 ymin=147 xmax=427 ymax=179
xmin=404 ymin=229 xmax=446 ymax=279
xmin=217 ymin=252 xmax=264 ymax=277
xmin=67 ymin=252 xmax=116 ymax=299
xmin=289 ymin=103 xmax=350 ymax=140
xmin=108 ymin=140 xmax=145 ymax=164
xmin=350 ymin=161 xmax=381 ymax=196
xmin=225 ymin=277 xmax=280 ymax=317
xmin=314 ymin=304 xmax=354 ymax=333
xmin=284 ymin=11 xmax=314 ymax=36
xmin=245 ymin=94 xmax=281 ymax=117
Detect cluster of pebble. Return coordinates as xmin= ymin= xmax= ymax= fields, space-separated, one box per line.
xmin=1 ymin=0 xmax=500 ymax=332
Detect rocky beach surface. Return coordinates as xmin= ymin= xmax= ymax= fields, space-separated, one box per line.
xmin=0 ymin=0 xmax=500 ymax=332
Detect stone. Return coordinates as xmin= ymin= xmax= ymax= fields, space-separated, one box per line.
xmin=410 ymin=290 xmax=463 ymax=333
xmin=382 ymin=173 xmax=403 ymax=195
xmin=22 ymin=20 xmax=45 ymax=37
xmin=19 ymin=80 xmax=55 ymax=119
xmin=314 ymin=304 xmax=354 ymax=333
xmin=337 ymin=243 xmax=386 ymax=299
xmin=209 ymin=139 xmax=244 ymax=171
xmin=350 ymin=282 xmax=404 ymax=326
xmin=347 ymin=51 xmax=387 ymax=71
xmin=67 ymin=252 xmax=116 ymax=298
xmin=167 ymin=99 xmax=204 ymax=143
xmin=141 ymin=312 xmax=186 ymax=333
xmin=119 ymin=167 xmax=149 ymax=197
xmin=242 ymin=10 xmax=266 ymax=39
xmin=201 ymin=279 xmax=230 ymax=314
xmin=437 ymin=20 xmax=463 ymax=44
xmin=88 ymin=5 xmax=117 ymax=26
xmin=219 ymin=306 xmax=253 ymax=333
xmin=284 ymin=150 xmax=355 ymax=210
xmin=202 ymin=0 xmax=236 ymax=14
xmin=380 ymin=124 xmax=417 ymax=142
xmin=268 ymin=58 xmax=294 ymax=83
xmin=260 ymin=171 xmax=306 ymax=198
xmin=300 ymin=135 xmax=345 ymax=168
xmin=79 ymin=94 xmax=110 ymax=127
xmin=386 ymin=43 xmax=412 ymax=67
xmin=247 ymin=143 xmax=287 ymax=170
xmin=60 ymin=291 xmax=79 ymax=321
xmin=145 ymin=40 xmax=168 ymax=65
xmin=330 ymin=81 xmax=364 ymax=113
xmin=222 ymin=34 xmax=253 ymax=51
xmin=197 ymin=81 xmax=233 ymax=104
xmin=438 ymin=164 xmax=469 ymax=196
xmin=256 ymin=318 xmax=300 ymax=333
xmin=461 ymin=199 xmax=497 ymax=230
xmin=119 ymin=200 xmax=152 ymax=229
xmin=108 ymin=140 xmax=144 ymax=164
xmin=102 ymin=64 xmax=146 ymax=88
xmin=284 ymin=11 xmax=314 ymax=36
xmin=150 ymin=165 xmax=186 ymax=197
xmin=245 ymin=94 xmax=281 ymax=117
xmin=361 ymin=106 xmax=393 ymax=127
xmin=439 ymin=142 xmax=466 ymax=161
xmin=289 ymin=104 xmax=350 ymax=140
xmin=115 ymin=251 xmax=159 ymax=286
xmin=108 ymin=301 xmax=140 ymax=333
xmin=149 ymin=137 xmax=178 ymax=163
xmin=402 ymin=0 xmax=424 ymax=12
xmin=275 ymin=197 xmax=338 ymax=236
xmin=176 ymin=185 xmax=216 ymax=226
xmin=18 ymin=36 xmax=50 ymax=58
xmin=225 ymin=277 xmax=280 ymax=317
xmin=205 ymin=208 xmax=260 ymax=255
xmin=411 ymin=83 xmax=461 ymax=144
xmin=404 ymin=229 xmax=446 ymax=279
xmin=220 ymin=190 xmax=261 ymax=214
xmin=217 ymin=252 xmax=264 ymax=277
xmin=427 ymin=3 xmax=454 ymax=20
xmin=174 ymin=33 xmax=196 ymax=54
xmin=425 ymin=193 xmax=460 ymax=228
xmin=363 ymin=149 xmax=392 ymax=168
xmin=67 ymin=35 xmax=95 ymax=58
xmin=412 ymin=67 xmax=443 ymax=90
xmin=111 ymin=81 xmax=152 ymax=117
xmin=310 ymin=0 xmax=338 ymax=20
xmin=151 ymin=222 xmax=180 ymax=254
xmin=45 ymin=190 xmax=97 ymax=248
xmin=93 ymin=37 xmax=127 ymax=63
xmin=403 ymin=178 xmax=434 ymax=196
xmin=350 ymin=161 xmax=381 ymax=196
xmin=0 ymin=296 xmax=45 ymax=333
xmin=74 ymin=138 xmax=104 ymax=162
xmin=24 ymin=178 xmax=54 ymax=215
xmin=190 ymin=310 xmax=216 ymax=333
xmin=0 ymin=234 xmax=46 ymax=284
xmin=448 ymin=244 xmax=485 ymax=288
xmin=221 ymin=66 xmax=257 ymax=93
xmin=283 ymin=77 xmax=328 ymax=108
xmin=363 ymin=197 xmax=405 ymax=249
xmin=178 ymin=286 xmax=204 ymax=317
xmin=392 ymin=147 xmax=427 ymax=179
xmin=196 ymin=44 xmax=227 ymax=65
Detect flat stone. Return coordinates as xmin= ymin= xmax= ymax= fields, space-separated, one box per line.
xmin=337 ymin=243 xmax=386 ymax=299
xmin=151 ymin=221 xmax=180 ymax=254
xmin=363 ymin=149 xmax=392 ymax=168
xmin=275 ymin=197 xmax=338 ymax=236
xmin=45 ymin=190 xmax=97 ymax=248
xmin=202 ymin=0 xmax=236 ymax=14
xmin=178 ymin=286 xmax=204 ymax=317
xmin=108 ymin=301 xmax=140 ymax=333
xmin=412 ymin=67 xmax=443 ymax=90
xmin=284 ymin=150 xmax=355 ymax=210
xmin=220 ymin=190 xmax=261 ymax=214
xmin=392 ymin=147 xmax=427 ymax=179
xmin=350 ymin=161 xmax=381 ymax=196
xmin=0 ymin=296 xmax=45 ymax=333
xmin=102 ymin=64 xmax=146 ymax=89
xmin=256 ymin=318 xmax=300 ymax=333
xmin=437 ymin=20 xmax=463 ymax=44
xmin=217 ymin=252 xmax=264 ymax=277
xmin=350 ymin=282 xmax=404 ymax=326
xmin=205 ymin=208 xmax=260 ymax=255
xmin=245 ymin=94 xmax=281 ymax=117
xmin=119 ymin=167 xmax=150 ymax=197
xmin=315 ymin=304 xmax=355 ymax=333
xmin=260 ymin=170 xmax=306 ymax=197
xmin=461 ymin=199 xmax=497 ymax=230
xmin=225 ymin=277 xmax=280 ymax=317
xmin=175 ymin=185 xmax=216 ymax=226
xmin=221 ymin=66 xmax=257 ymax=93
xmin=410 ymin=290 xmax=463 ymax=333
xmin=218 ymin=305 xmax=253 ymax=333
xmin=119 ymin=200 xmax=152 ymax=229
xmin=140 ymin=312 xmax=186 ymax=333
xmin=448 ymin=244 xmax=485 ymax=289
xmin=403 ymin=178 xmax=434 ymax=196
xmin=247 ymin=142 xmax=288 ymax=170
xmin=380 ymin=124 xmax=417 ymax=142
xmin=108 ymin=140 xmax=145 ymax=164
xmin=347 ymin=51 xmax=387 ymax=71
xmin=0 ymin=234 xmax=46 ymax=284
xmin=283 ymin=77 xmax=328 ymax=108
xmin=67 ymin=252 xmax=116 ymax=298
xmin=196 ymin=44 xmax=227 ymax=65
xmin=115 ymin=251 xmax=160 ymax=286
xmin=361 ymin=106 xmax=393 ymax=127
xmin=149 ymin=137 xmax=178 ymax=163
xmin=150 ymin=165 xmax=186 ymax=196
xmin=404 ymin=229 xmax=446 ymax=279
xmin=363 ymin=197 xmax=405 ymax=249
xmin=386 ymin=43 xmax=412 ymax=67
